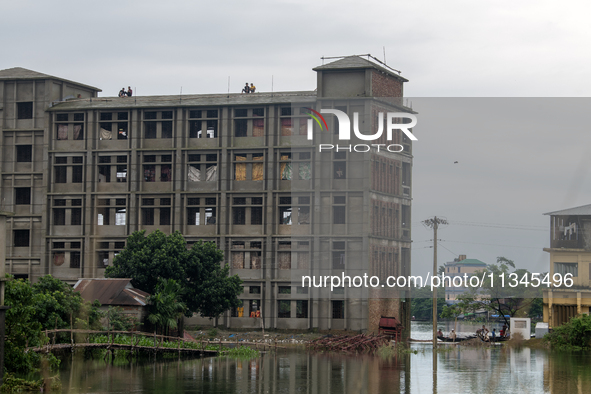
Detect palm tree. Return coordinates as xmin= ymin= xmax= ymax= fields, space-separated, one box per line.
xmin=147 ymin=278 xmax=187 ymax=336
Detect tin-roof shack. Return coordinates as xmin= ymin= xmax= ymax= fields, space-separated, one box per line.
xmin=74 ymin=278 xmax=150 ymax=329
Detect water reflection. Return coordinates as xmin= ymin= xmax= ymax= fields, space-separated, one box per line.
xmin=56 ymin=324 xmax=591 ymax=393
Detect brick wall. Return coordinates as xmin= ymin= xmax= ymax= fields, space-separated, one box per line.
xmin=371 ymin=70 xmax=403 ymax=97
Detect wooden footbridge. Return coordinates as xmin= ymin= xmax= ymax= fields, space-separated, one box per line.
xmin=26 ymin=329 xmax=220 ymax=358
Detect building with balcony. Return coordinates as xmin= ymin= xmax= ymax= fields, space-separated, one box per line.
xmin=0 ymin=56 xmax=413 ymax=333
xmin=543 ymin=204 xmax=591 ymax=327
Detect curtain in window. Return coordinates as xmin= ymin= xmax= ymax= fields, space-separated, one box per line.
xmin=298 ymin=118 xmax=308 ymax=135
xmin=232 ymin=252 xmax=245 ymax=269
xmin=100 ymin=128 xmax=112 ymax=140
xmin=278 ymin=251 xmax=291 ymax=269
xmin=188 ymin=165 xmax=200 ymax=182
xmin=252 ymin=156 xmax=264 ymax=181
xmin=280 ymin=155 xmax=292 ymax=180
xmin=206 ymin=165 xmax=218 ymax=181
xmin=298 ymin=252 xmax=310 ymax=269
xmin=53 ymin=252 xmax=65 ymax=266
xmin=298 ymin=162 xmax=311 ymax=180
xmin=235 ymin=156 xmax=247 ymax=181
xmin=281 ymin=119 xmax=292 ymax=136
xmin=251 ymin=253 xmax=261 ymax=269
xmin=58 ymin=124 xmax=68 ymax=140
xmin=253 ymin=119 xmax=264 ymax=137
xmin=73 ymin=125 xmax=82 ymax=140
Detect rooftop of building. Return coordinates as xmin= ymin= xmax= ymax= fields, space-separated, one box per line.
xmin=544 ymin=204 xmax=591 ymax=216
xmin=49 ymin=90 xmax=318 ymax=111
xmin=445 ymin=256 xmax=486 ymax=267
xmin=73 ymin=278 xmax=149 ymax=306
xmin=313 ymin=55 xmax=409 ymax=82
xmin=0 ymin=67 xmax=102 ymax=92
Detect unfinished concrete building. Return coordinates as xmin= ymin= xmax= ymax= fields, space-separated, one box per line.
xmin=0 ymin=56 xmax=413 ymax=333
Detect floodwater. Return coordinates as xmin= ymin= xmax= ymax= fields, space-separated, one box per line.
xmin=53 ymin=322 xmax=591 ymax=394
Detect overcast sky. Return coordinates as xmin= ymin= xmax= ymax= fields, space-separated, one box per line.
xmin=3 ymin=0 xmax=591 ymax=275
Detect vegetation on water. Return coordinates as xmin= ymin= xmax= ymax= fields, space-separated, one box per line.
xmin=545 ymin=314 xmax=591 ymax=351
xmin=0 ymin=374 xmax=61 ymax=393
xmin=105 ymin=230 xmax=243 ymax=319
xmin=4 ymin=274 xmax=102 ymax=374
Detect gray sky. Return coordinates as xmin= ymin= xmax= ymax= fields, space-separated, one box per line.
xmin=3 ymin=0 xmax=591 ymax=274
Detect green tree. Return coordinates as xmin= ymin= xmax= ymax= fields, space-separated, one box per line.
xmin=147 ymin=278 xmax=187 ymax=336
xmin=457 ymin=257 xmax=542 ymax=327
xmin=4 ymin=275 xmax=101 ymax=373
xmin=105 ymin=230 xmax=243 ymax=318
xmin=411 ymin=286 xmax=446 ymax=320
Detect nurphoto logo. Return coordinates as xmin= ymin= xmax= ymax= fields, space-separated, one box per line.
xmin=305 ymin=108 xmax=418 ymax=152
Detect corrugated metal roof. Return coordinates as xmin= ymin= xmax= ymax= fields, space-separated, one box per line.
xmin=74 ymin=278 xmax=149 ymax=306
xmin=0 ymin=67 xmax=101 ymax=92
xmin=313 ymin=56 xmax=409 ymax=82
xmin=544 ymin=204 xmax=591 ymax=216
xmin=49 ymin=91 xmax=317 ymax=111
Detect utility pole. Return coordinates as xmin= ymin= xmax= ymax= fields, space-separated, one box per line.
xmin=423 ymin=216 xmax=447 ymax=349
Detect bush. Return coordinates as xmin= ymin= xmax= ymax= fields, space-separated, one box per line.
xmin=545 ymin=314 xmax=591 ymax=350
xmin=208 ymin=328 xmax=219 ymax=338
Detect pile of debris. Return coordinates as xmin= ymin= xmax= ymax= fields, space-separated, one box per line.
xmin=307 ymin=334 xmax=390 ymax=353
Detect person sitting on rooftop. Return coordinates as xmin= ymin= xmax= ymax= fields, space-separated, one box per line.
xmin=127 ymin=86 xmax=133 ymax=97
xmin=118 ymin=88 xmax=126 ymax=97
xmin=250 ymin=83 xmax=256 ymax=93
xmin=242 ymin=83 xmax=250 ymax=94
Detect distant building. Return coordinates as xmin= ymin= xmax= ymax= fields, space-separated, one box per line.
xmin=543 ymin=204 xmax=591 ymax=327
xmin=444 ymin=254 xmax=486 ymax=303
xmin=0 ymin=56 xmax=414 ymax=333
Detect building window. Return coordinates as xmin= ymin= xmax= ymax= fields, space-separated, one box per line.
xmin=233 ymin=153 xmax=264 ymax=181
xmin=233 ymin=108 xmax=265 ymax=137
xmin=278 ymin=196 xmax=310 ymax=226
xmin=277 ymin=241 xmax=291 ymax=270
xmin=16 ymin=145 xmax=32 ymax=162
xmin=55 ymin=114 xmax=84 ymax=140
xmin=17 ymin=102 xmax=33 ymax=119
xmin=279 ymin=152 xmax=312 ymax=181
xmin=15 ymin=188 xmax=31 ymax=205
xmin=13 ymin=230 xmax=30 ymax=247
xmin=278 ymin=300 xmax=291 ymax=318
xmin=143 ymin=110 xmax=174 ymax=139
xmin=231 ymin=197 xmax=263 ymax=225
xmin=98 ymin=155 xmax=127 ymax=183
xmin=140 ymin=197 xmax=171 ymax=226
xmin=280 ymin=107 xmax=308 ymax=136
xmin=333 ymin=151 xmax=346 ymax=179
xmin=187 ymin=153 xmax=218 ymax=182
xmin=555 ymin=263 xmax=578 ymax=277
xmin=333 ymin=196 xmax=346 ymax=224
xmin=96 ymin=240 xmax=125 ymax=267
xmin=332 ymin=241 xmax=346 ymax=269
xmin=186 ymin=197 xmax=217 ymax=225
xmin=97 ymin=198 xmax=126 ymax=226
xmin=332 ymin=300 xmax=344 ymax=319
xmin=278 ymin=286 xmax=291 ymax=294
xmin=189 ymin=109 xmax=218 ymax=138
xmin=249 ymin=286 xmax=261 ymax=294
xmin=99 ymin=112 xmax=129 ymax=140
xmin=70 ymin=251 xmax=81 ymax=269
xmin=296 ymin=300 xmax=308 ymax=318
xmin=143 ymin=154 xmax=172 ymax=182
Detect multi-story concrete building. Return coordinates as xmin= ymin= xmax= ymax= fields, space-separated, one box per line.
xmin=443 ymin=254 xmax=486 ymax=303
xmin=0 ymin=56 xmax=413 ymax=333
xmin=543 ymin=204 xmax=591 ymax=327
